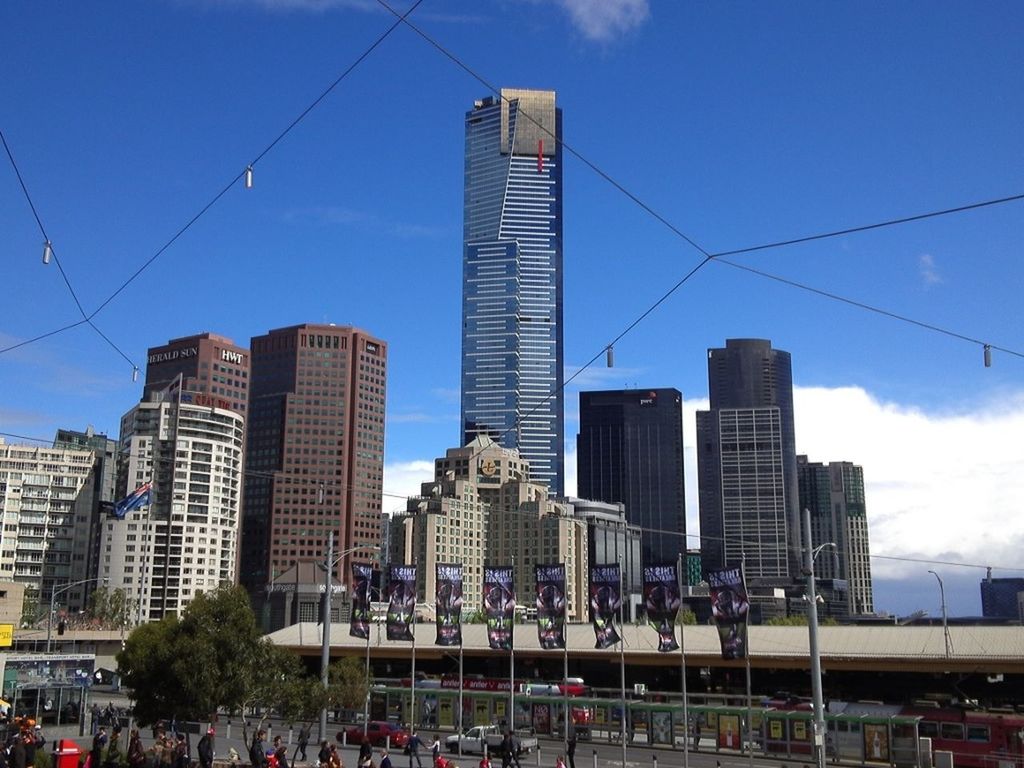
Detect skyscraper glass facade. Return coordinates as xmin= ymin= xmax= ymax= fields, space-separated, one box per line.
xmin=461 ymin=89 xmax=564 ymax=495
xmin=697 ymin=339 xmax=800 ymax=581
xmin=576 ymin=388 xmax=686 ymax=571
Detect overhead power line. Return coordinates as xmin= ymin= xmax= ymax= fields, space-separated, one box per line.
xmin=373 ymin=0 xmax=1024 ymax=474
xmin=2 ymin=429 xmax=1021 ymax=577
xmin=0 ymin=0 xmax=425 ymax=359
xmin=1 ymin=128 xmax=138 ymax=371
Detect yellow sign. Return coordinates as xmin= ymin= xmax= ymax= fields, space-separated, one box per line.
xmin=0 ymin=624 xmax=12 ymax=648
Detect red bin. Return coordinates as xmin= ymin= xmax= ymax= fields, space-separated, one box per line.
xmin=53 ymin=738 xmax=83 ymax=768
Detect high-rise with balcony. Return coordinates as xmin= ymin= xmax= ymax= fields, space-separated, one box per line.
xmin=0 ymin=439 xmax=99 ymax=616
xmin=461 ymin=89 xmax=564 ymax=495
xmin=696 ymin=339 xmax=801 ymax=583
xmin=240 ymin=324 xmax=386 ymax=598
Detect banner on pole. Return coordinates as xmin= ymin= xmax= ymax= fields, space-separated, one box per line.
xmin=436 ymin=563 xmax=464 ymax=646
xmin=386 ymin=564 xmax=416 ymax=641
xmin=589 ymin=564 xmax=622 ymax=649
xmin=483 ymin=565 xmax=515 ymax=651
xmin=350 ymin=562 xmax=373 ymax=639
xmin=708 ymin=566 xmax=750 ymax=659
xmin=643 ymin=563 xmax=680 ymax=652
xmin=535 ymin=564 xmax=566 ymax=649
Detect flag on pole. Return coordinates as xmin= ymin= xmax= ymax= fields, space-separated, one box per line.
xmin=483 ymin=565 xmax=515 ymax=651
xmin=709 ymin=566 xmax=750 ymax=659
xmin=386 ymin=564 xmax=416 ymax=641
xmin=589 ymin=564 xmax=622 ymax=649
xmin=535 ymin=564 xmax=566 ymax=649
xmin=350 ymin=563 xmax=372 ymax=640
xmin=113 ymin=482 xmax=152 ymax=519
xmin=435 ymin=563 xmax=464 ymax=646
xmin=643 ymin=563 xmax=681 ymax=652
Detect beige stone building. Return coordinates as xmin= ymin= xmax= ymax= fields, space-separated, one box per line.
xmin=390 ymin=436 xmax=587 ymax=620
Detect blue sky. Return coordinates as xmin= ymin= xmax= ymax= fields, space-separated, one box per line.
xmin=2 ymin=1 xmax=1023 ymax=618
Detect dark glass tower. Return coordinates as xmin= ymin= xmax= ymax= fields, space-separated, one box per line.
xmin=461 ymin=89 xmax=564 ymax=495
xmin=696 ymin=339 xmax=800 ymax=581
xmin=577 ymin=388 xmax=686 ymax=570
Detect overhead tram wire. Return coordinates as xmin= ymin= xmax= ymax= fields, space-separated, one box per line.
xmin=4 ymin=428 xmax=1019 ymax=577
xmin=711 ymin=257 xmax=1024 ymax=360
xmin=1 ymin=128 xmax=138 ymax=370
xmin=0 ymin=0 xmax=427 ymax=358
xmin=4 ymin=426 xmax=1022 ymax=576
xmin=374 ymin=0 xmax=1024 ymax=470
xmin=373 ymin=0 xmax=1024 ymax=364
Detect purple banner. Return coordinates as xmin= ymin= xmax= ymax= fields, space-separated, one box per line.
xmin=709 ymin=566 xmax=750 ymax=659
xmin=386 ymin=564 xmax=416 ymax=641
xmin=535 ymin=564 xmax=566 ymax=650
xmin=643 ymin=563 xmax=680 ymax=652
xmin=589 ymin=564 xmax=621 ymax=649
xmin=483 ymin=565 xmax=515 ymax=651
xmin=350 ymin=563 xmax=372 ymax=639
xmin=436 ymin=563 xmax=464 ymax=647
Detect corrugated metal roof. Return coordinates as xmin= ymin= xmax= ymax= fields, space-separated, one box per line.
xmin=268 ymin=621 xmax=1024 ymax=672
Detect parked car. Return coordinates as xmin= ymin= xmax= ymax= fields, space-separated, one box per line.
xmin=445 ymin=726 xmax=537 ymax=755
xmin=341 ymin=721 xmax=410 ymax=748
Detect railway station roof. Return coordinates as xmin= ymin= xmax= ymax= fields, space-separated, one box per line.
xmin=267 ymin=622 xmax=1024 ymax=675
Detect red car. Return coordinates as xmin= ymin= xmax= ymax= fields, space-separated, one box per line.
xmin=342 ymin=721 xmax=410 ymax=748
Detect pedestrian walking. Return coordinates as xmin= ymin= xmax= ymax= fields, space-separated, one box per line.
xmin=317 ymin=742 xmax=331 ymax=768
xmin=380 ymin=751 xmax=392 ymax=768
xmin=294 ymin=726 xmax=310 ymax=764
xmin=128 ymin=729 xmax=146 ymax=768
xmin=358 ymin=739 xmax=373 ymax=768
xmin=91 ymin=726 xmax=108 ymax=768
xmin=693 ymin=721 xmax=701 ymax=752
xmin=566 ymin=727 xmax=576 ymax=768
xmin=198 ymin=729 xmax=215 ymax=768
xmin=406 ymin=733 xmax=423 ymax=768
xmin=174 ymin=733 xmax=190 ymax=768
xmin=275 ymin=736 xmax=290 ymax=768
xmin=105 ymin=727 xmax=122 ymax=768
xmin=250 ymin=730 xmax=268 ymax=768
xmin=430 ymin=737 xmax=441 ymax=764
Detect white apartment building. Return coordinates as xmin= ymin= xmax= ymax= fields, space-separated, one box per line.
xmin=100 ymin=398 xmax=243 ymax=622
xmin=0 ymin=440 xmax=98 ymax=611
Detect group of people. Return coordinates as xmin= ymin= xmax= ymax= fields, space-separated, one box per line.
xmin=122 ymin=725 xmax=196 ymax=768
xmin=1 ymin=717 xmax=46 ymax=768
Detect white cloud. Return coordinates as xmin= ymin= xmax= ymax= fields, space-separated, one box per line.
xmin=918 ymin=253 xmax=942 ymax=286
xmin=554 ymin=0 xmax=650 ymax=41
xmin=681 ymin=387 xmax=1024 ymax=612
xmin=382 ymin=459 xmax=434 ymax=513
xmin=792 ymin=386 xmax=1024 ymax=584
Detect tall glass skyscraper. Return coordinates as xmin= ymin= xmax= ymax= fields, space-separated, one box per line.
xmin=696 ymin=339 xmax=801 ymax=582
xmin=461 ymin=89 xmax=564 ymax=494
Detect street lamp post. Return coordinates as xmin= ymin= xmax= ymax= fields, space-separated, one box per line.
xmin=928 ymin=570 xmax=952 ymax=659
xmin=47 ymin=577 xmax=109 ymax=653
xmin=319 ymin=535 xmax=380 ymax=743
xmin=802 ymin=508 xmax=836 ymax=768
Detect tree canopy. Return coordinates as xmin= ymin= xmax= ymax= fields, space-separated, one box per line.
xmin=117 ymin=585 xmax=371 ymax=729
xmin=118 ymin=586 xmax=300 ymax=724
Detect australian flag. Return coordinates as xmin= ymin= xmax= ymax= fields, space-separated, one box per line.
xmin=113 ymin=482 xmax=152 ymax=519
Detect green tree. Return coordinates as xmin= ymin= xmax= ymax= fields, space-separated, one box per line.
xmin=117 ymin=585 xmax=281 ymax=727
xmin=676 ymin=609 xmax=697 ymax=625
xmin=329 ymin=656 xmax=369 ymax=713
xmin=88 ymin=587 xmax=134 ymax=628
